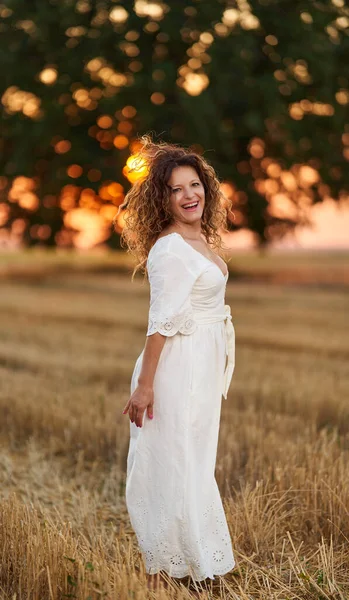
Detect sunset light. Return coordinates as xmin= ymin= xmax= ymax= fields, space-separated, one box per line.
xmin=123 ymin=154 xmax=149 ymax=184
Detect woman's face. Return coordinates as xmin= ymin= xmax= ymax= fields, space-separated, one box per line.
xmin=167 ymin=165 xmax=205 ymax=226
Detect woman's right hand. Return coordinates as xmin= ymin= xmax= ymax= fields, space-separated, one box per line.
xmin=122 ymin=383 xmax=154 ymax=427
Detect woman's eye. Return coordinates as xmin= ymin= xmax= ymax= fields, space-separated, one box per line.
xmin=172 ymin=183 xmax=199 ymax=192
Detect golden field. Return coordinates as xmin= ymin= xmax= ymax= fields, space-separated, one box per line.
xmin=0 ymin=248 xmax=348 ymax=599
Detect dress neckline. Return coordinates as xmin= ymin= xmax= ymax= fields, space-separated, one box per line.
xmin=153 ymin=232 xmax=229 ymax=280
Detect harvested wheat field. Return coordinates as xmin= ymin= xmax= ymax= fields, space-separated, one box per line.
xmin=0 ymin=249 xmax=348 ymax=600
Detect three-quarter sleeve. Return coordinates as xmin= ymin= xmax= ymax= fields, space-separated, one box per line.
xmin=146 ymin=246 xmax=202 ymax=337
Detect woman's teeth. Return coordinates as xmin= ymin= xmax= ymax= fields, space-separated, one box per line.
xmin=182 ymin=201 xmax=199 ymax=211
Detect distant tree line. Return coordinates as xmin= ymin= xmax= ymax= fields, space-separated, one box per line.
xmin=0 ymin=0 xmax=348 ymax=248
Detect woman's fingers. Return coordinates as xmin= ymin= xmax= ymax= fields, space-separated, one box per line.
xmin=122 ymin=399 xmax=130 ymax=414
xmin=123 ymin=399 xmax=149 ymax=427
xmin=135 ymin=408 xmax=144 ymax=428
xmin=129 ymin=404 xmax=135 ymax=422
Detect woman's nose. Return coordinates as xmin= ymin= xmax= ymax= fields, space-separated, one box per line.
xmin=184 ymin=188 xmax=195 ymax=199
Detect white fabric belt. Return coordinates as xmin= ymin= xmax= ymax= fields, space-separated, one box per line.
xmin=195 ymin=304 xmax=235 ymax=400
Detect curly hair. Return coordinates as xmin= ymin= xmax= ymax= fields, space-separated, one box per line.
xmin=114 ymin=134 xmax=233 ymax=281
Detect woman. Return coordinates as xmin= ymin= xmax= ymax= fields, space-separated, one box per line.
xmin=119 ymin=136 xmax=236 ymax=591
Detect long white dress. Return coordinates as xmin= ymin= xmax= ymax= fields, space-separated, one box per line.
xmin=125 ymin=232 xmax=236 ymax=581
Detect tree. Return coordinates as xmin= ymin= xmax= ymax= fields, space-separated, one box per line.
xmin=0 ymin=0 xmax=348 ymax=248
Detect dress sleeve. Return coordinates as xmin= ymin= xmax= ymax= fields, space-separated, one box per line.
xmin=146 ymin=245 xmax=202 ymax=337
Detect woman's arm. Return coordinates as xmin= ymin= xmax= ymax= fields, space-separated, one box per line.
xmin=138 ymin=331 xmax=167 ymax=389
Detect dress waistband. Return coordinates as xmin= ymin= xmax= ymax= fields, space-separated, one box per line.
xmin=195 ymin=305 xmax=235 ymax=400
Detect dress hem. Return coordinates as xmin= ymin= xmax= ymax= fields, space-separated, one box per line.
xmin=145 ymin=559 xmax=236 ymax=582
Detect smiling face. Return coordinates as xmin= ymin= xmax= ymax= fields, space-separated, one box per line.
xmin=167 ymin=165 xmax=205 ymax=226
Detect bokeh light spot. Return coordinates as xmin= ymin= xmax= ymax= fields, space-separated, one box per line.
xmin=39 ymin=67 xmax=58 ymax=85
xmin=55 ymin=140 xmax=71 ymax=154
xmin=109 ymin=6 xmax=129 ymax=23
xmin=97 ymin=115 xmax=113 ymax=128
xmin=67 ymin=164 xmax=83 ymax=178
xmin=150 ymin=92 xmax=165 ymax=105
xmin=113 ymin=135 xmax=129 ymax=149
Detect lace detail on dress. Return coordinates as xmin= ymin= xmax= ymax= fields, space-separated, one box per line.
xmin=147 ymin=308 xmax=196 ymax=337
xmin=131 ymin=496 xmax=235 ymax=581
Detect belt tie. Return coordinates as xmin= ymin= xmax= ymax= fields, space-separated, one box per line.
xmin=222 ymin=304 xmax=235 ymax=400
xmin=194 ymin=304 xmax=235 ymax=399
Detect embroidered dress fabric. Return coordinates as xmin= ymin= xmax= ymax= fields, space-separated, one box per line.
xmin=125 ymin=233 xmax=235 ymax=581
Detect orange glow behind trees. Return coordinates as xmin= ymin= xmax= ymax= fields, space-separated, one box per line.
xmin=0 ymin=1 xmax=348 ymax=249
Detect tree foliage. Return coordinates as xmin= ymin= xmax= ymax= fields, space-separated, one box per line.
xmin=0 ymin=0 xmax=348 ymax=248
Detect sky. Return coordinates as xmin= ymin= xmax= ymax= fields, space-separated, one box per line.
xmin=227 ymin=198 xmax=349 ymax=251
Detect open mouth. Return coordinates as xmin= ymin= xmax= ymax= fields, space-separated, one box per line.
xmin=182 ymin=201 xmax=199 ymax=211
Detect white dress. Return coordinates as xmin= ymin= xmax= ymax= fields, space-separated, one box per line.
xmin=125 ymin=232 xmax=236 ymax=582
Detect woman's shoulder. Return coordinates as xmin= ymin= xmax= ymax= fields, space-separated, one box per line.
xmin=148 ymin=232 xmax=184 ymax=261
xmin=147 ymin=232 xmax=206 ymax=277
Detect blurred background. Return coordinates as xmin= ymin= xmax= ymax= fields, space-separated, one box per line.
xmin=1 ymin=2 xmax=349 ymax=599
xmin=0 ymin=0 xmax=348 ymax=256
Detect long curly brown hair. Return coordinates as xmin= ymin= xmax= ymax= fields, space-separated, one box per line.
xmin=114 ymin=134 xmax=233 ymax=281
